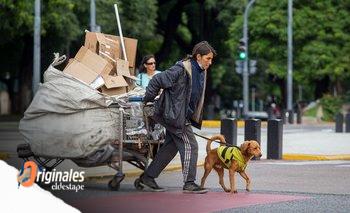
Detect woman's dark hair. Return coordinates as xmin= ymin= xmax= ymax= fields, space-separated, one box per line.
xmin=184 ymin=41 xmax=217 ymax=60
xmin=138 ymin=54 xmax=155 ymax=73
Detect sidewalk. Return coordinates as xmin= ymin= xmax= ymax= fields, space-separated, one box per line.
xmin=1 ymin=120 xmax=350 ymax=178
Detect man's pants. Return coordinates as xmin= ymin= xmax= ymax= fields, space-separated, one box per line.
xmin=144 ymin=124 xmax=198 ymax=183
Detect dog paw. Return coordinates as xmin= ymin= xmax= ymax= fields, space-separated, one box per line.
xmin=230 ymin=190 xmax=238 ymax=194
xmin=246 ymin=188 xmax=251 ymax=192
xmin=224 ymin=189 xmax=230 ymax=193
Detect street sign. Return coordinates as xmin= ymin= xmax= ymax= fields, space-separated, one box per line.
xmin=249 ymin=59 xmax=257 ymax=74
xmin=235 ymin=60 xmax=243 ymax=74
xmin=235 ymin=60 xmax=257 ymax=75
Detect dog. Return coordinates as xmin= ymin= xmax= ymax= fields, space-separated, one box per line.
xmin=200 ymin=135 xmax=262 ymax=193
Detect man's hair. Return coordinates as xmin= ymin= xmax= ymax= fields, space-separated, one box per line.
xmin=191 ymin=41 xmax=217 ymax=58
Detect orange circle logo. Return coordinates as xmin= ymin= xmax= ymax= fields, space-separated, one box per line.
xmin=17 ymin=161 xmax=38 ymax=187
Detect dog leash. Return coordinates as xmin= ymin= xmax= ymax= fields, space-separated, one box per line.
xmin=193 ymin=132 xmax=237 ymax=148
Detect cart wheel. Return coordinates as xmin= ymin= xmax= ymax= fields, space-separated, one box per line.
xmin=134 ymin=178 xmax=144 ymax=190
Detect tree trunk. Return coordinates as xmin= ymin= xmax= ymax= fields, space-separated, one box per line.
xmin=155 ymin=0 xmax=188 ymax=63
xmin=18 ymin=35 xmax=34 ymax=114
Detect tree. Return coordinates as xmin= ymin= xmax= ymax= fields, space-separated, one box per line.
xmin=227 ymin=0 xmax=350 ymax=107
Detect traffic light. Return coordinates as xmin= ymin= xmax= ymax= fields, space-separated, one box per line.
xmin=238 ymin=39 xmax=246 ymax=60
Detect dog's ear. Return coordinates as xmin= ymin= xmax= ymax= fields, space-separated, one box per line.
xmin=220 ymin=134 xmax=226 ymax=143
xmin=240 ymin=141 xmax=251 ymax=154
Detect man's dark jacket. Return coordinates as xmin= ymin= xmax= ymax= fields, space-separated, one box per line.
xmin=143 ymin=60 xmax=206 ymax=136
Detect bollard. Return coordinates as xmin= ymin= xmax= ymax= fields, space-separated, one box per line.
xmin=288 ymin=110 xmax=294 ymax=124
xmin=267 ymin=119 xmax=283 ymax=159
xmin=244 ymin=119 xmax=261 ymax=160
xmin=297 ymin=106 xmax=302 ymax=124
xmin=335 ymin=113 xmax=344 ymax=133
xmin=220 ymin=118 xmax=237 ymax=146
xmin=345 ymin=113 xmax=350 ymax=133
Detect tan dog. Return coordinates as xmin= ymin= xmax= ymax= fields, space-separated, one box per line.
xmin=200 ymin=135 xmax=262 ymax=193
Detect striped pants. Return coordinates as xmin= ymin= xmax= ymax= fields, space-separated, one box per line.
xmin=145 ymin=124 xmax=198 ymax=183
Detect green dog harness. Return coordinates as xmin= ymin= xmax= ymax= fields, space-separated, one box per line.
xmin=217 ymin=146 xmax=247 ymax=171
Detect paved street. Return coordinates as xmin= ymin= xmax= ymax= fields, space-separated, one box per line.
xmin=48 ymin=160 xmax=350 ymax=212
xmin=1 ymin=121 xmax=350 ymax=212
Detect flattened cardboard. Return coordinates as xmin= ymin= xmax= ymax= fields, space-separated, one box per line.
xmin=116 ymin=59 xmax=139 ymax=81
xmin=116 ymin=59 xmax=130 ymax=77
xmin=75 ymin=46 xmax=113 ymax=78
xmin=104 ymin=75 xmax=128 ymax=89
xmin=105 ymin=34 xmax=138 ymax=68
xmin=101 ymin=85 xmax=127 ymax=96
xmin=63 ymin=59 xmax=99 ymax=85
xmin=85 ymin=32 xmax=121 ymax=59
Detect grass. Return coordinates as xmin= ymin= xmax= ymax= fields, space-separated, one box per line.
xmin=303 ymin=104 xmax=318 ymax=117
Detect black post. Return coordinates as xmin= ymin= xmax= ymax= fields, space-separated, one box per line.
xmin=345 ymin=113 xmax=350 ymax=133
xmin=267 ymin=119 xmax=283 ymax=159
xmin=288 ymin=110 xmax=294 ymax=124
xmin=220 ymin=118 xmax=237 ymax=146
xmin=244 ymin=119 xmax=261 ymax=160
xmin=296 ymin=106 xmax=302 ymax=124
xmin=335 ymin=113 xmax=344 ymax=133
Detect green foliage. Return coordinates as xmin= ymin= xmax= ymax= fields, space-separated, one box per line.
xmin=320 ymin=94 xmax=344 ymax=121
xmin=227 ymin=0 xmax=350 ymax=103
xmin=1 ymin=0 xmax=350 ymax=113
xmin=303 ymin=105 xmax=317 ymax=117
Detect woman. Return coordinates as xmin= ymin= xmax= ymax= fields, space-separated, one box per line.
xmin=136 ymin=54 xmax=161 ymax=89
xmin=138 ymin=41 xmax=217 ymax=194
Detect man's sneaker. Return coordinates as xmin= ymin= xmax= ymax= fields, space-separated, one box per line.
xmin=183 ymin=182 xmax=208 ymax=194
xmin=139 ymin=173 xmax=166 ymax=192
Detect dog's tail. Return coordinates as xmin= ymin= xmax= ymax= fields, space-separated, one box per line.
xmin=206 ymin=134 xmax=226 ymax=154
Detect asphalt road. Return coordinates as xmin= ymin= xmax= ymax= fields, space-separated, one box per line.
xmin=2 ymin=122 xmax=350 ymax=212
xmin=44 ymin=160 xmax=350 ymax=212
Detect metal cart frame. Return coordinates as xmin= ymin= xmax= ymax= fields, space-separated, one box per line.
xmin=17 ymin=103 xmax=164 ymax=191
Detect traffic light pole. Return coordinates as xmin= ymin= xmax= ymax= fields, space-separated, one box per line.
xmin=242 ymin=0 xmax=256 ymax=117
xmin=287 ymin=0 xmax=293 ymax=111
xmin=90 ymin=0 xmax=96 ymax=32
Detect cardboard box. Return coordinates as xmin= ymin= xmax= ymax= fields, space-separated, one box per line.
xmin=104 ymin=75 xmax=128 ymax=89
xmin=101 ymin=86 xmax=127 ymax=96
xmin=85 ymin=32 xmax=120 ymax=69
xmin=75 ymin=46 xmax=113 ymax=79
xmin=63 ymin=46 xmax=113 ymax=88
xmin=84 ymin=32 xmax=138 ymax=69
xmin=106 ymin=34 xmax=138 ymax=69
xmin=63 ymin=59 xmax=99 ymax=85
xmin=116 ymin=59 xmax=139 ymax=80
xmin=101 ymin=75 xmax=128 ymax=96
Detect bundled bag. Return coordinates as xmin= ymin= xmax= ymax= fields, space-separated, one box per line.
xmin=19 ymin=55 xmax=120 ymax=159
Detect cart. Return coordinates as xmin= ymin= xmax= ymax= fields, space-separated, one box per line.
xmin=17 ymin=102 xmax=165 ymax=191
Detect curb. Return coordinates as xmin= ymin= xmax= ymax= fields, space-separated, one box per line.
xmin=86 ymin=161 xmax=205 ymax=180
xmin=282 ymin=154 xmax=350 ymax=161
xmin=202 ymin=120 xmax=268 ymax=128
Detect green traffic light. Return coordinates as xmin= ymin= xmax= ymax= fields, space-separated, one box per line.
xmin=239 ymin=52 xmax=246 ymax=59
